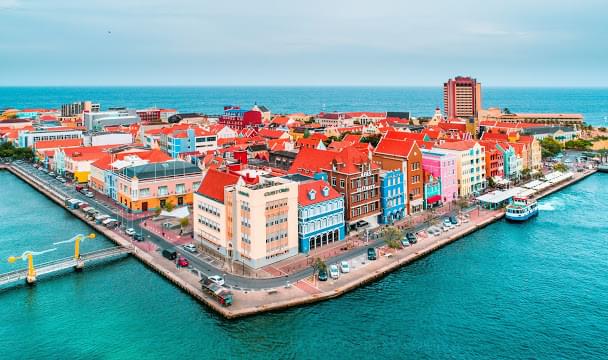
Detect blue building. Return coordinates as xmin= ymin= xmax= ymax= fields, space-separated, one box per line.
xmin=297 ymin=180 xmax=345 ymax=253
xmin=159 ymin=127 xmax=217 ymax=158
xmin=379 ymin=170 xmax=405 ymax=224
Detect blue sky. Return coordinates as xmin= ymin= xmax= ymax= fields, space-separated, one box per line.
xmin=0 ymin=0 xmax=606 ymax=86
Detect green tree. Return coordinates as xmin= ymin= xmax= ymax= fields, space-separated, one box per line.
xmin=487 ymin=177 xmax=496 ymax=188
xmin=521 ymin=168 xmax=531 ymax=179
xmin=564 ymin=139 xmax=592 ymax=150
xmin=311 ymin=257 xmax=327 ymax=278
xmin=553 ymin=163 xmax=569 ymax=172
xmin=503 ymin=108 xmax=512 ymax=115
xmin=303 ymin=129 xmax=311 ymax=138
xmin=179 ymin=217 xmax=189 ymax=229
xmin=382 ymin=226 xmax=402 ymax=249
xmin=163 ymin=201 xmax=175 ymax=212
xmin=154 ymin=208 xmax=162 ymax=216
xmin=361 ymin=134 xmax=381 ymax=147
xmin=539 ymin=137 xmax=563 ymax=158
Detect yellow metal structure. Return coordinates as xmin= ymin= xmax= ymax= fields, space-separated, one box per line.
xmin=74 ymin=233 xmax=96 ymax=260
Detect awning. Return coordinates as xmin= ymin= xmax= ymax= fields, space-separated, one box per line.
xmin=426 ymin=195 xmax=442 ymax=204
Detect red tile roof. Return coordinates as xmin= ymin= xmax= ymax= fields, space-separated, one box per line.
xmin=435 ymin=140 xmax=480 ymax=151
xmin=257 ymin=128 xmax=286 ymax=139
xmin=374 ymin=138 xmax=416 ymax=158
xmin=196 ymin=168 xmax=241 ymax=203
xmin=290 ymin=147 xmax=376 ymax=175
xmin=298 ymin=180 xmax=342 ymax=206
xmin=34 ymin=138 xmax=83 ymax=149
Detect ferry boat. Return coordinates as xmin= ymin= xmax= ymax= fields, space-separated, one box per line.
xmin=505 ymin=197 xmax=539 ymax=222
xmin=598 ymin=164 xmax=608 ymax=173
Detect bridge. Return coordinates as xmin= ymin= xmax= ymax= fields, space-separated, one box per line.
xmin=0 ymin=246 xmax=132 ymax=287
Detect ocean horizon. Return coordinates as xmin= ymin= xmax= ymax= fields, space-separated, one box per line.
xmin=2 ymin=86 xmax=607 ymax=125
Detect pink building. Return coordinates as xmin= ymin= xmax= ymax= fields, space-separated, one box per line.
xmin=421 ymin=149 xmax=458 ymax=204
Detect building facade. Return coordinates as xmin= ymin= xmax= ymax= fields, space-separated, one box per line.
xmin=435 ymin=141 xmax=486 ymax=198
xmin=297 ymin=180 xmax=345 ymax=253
xmin=378 ymin=170 xmax=405 ymax=224
xmin=443 ymin=76 xmax=482 ymax=120
xmin=421 ymin=149 xmax=458 ymax=205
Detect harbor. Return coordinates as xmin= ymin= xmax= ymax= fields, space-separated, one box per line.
xmin=0 ymin=162 xmax=597 ymax=318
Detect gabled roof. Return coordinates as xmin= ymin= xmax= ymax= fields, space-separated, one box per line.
xmin=257 ymin=128 xmax=286 ymax=139
xmin=298 ymin=180 xmax=342 ymax=206
xmin=289 ymin=147 xmax=376 ymax=175
xmin=374 ymin=138 xmax=416 ymax=158
xmin=196 ymin=168 xmax=241 ymax=203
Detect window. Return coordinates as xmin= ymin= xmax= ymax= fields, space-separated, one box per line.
xmin=340 ymin=179 xmax=345 ymax=188
xmin=176 ymin=183 xmax=186 ymax=194
xmin=139 ymin=188 xmax=150 ymax=197
xmin=331 ymin=177 xmax=336 ymax=186
xmin=158 ymin=186 xmax=168 ymax=196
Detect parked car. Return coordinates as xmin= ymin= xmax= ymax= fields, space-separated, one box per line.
xmin=133 ymin=233 xmax=144 ymax=242
xmin=443 ymin=218 xmax=454 ymax=229
xmin=48 ymin=171 xmax=56 ymax=177
xmin=329 ymin=264 xmax=340 ymax=279
xmin=125 ymin=228 xmax=136 ymax=236
xmin=177 ymin=257 xmax=189 ymax=267
xmin=340 ymin=261 xmax=350 ymax=273
xmin=367 ymin=247 xmax=377 ymax=260
xmin=318 ymin=269 xmax=328 ymax=281
xmin=84 ymin=192 xmax=95 ymax=198
xmin=183 ymin=243 xmax=197 ymax=253
xmin=449 ymin=215 xmax=460 ymax=226
xmin=405 ymin=232 xmax=417 ymax=244
xmin=162 ymin=249 xmax=177 ymax=261
xmin=401 ymin=237 xmax=411 ymax=247
xmin=57 ymin=177 xmax=67 ymax=183
xmin=208 ymin=275 xmax=225 ymax=286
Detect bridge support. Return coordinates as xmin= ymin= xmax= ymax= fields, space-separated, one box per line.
xmin=74 ymin=259 xmax=84 ymax=271
xmin=26 ymin=274 xmax=37 ymax=285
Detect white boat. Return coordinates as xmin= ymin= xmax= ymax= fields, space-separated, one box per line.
xmin=505 ymin=197 xmax=539 ymax=222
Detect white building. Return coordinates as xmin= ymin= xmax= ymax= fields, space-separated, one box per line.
xmin=84 ymin=110 xmax=140 ymax=131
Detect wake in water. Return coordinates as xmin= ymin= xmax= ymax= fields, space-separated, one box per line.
xmin=537 ymin=198 xmax=565 ymax=211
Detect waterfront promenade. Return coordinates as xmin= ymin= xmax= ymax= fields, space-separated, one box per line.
xmin=0 ymin=162 xmax=597 ymax=318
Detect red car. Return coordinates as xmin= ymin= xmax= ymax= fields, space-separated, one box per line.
xmin=177 ymin=257 xmax=189 ymax=267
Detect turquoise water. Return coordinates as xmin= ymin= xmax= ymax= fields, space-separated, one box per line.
xmin=1 ymin=171 xmax=607 ymax=359
xmin=1 ymin=86 xmax=607 ymax=125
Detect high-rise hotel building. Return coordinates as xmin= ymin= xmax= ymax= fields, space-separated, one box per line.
xmin=443 ymin=76 xmax=482 ymax=120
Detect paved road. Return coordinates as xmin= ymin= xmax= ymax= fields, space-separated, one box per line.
xmin=10 ymin=162 xmax=449 ymax=290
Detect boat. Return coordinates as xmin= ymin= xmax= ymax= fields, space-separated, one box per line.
xmin=505 ymin=197 xmax=539 ymax=222
xmin=598 ymin=164 xmax=608 ymax=173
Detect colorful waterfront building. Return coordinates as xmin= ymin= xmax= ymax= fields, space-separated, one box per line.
xmin=421 ymin=149 xmax=458 ymax=204
xmin=54 ymin=145 xmax=113 ymax=182
xmin=290 ymin=147 xmax=381 ymax=231
xmin=423 ymin=174 xmax=442 ymax=209
xmin=434 ymin=140 xmax=486 ymax=198
xmin=378 ymin=169 xmax=405 ymax=224
xmin=89 ymin=149 xmax=173 ymax=199
xmin=194 ymin=169 xmax=299 ymax=269
xmin=495 ymin=143 xmax=521 ymax=180
xmin=479 ymin=141 xmax=504 ymax=180
xmin=297 ymin=179 xmax=345 ymax=253
xmin=372 ymin=138 xmax=424 ymax=214
xmin=115 ymin=160 xmax=202 ymax=212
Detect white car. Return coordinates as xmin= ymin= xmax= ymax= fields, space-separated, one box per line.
xmin=329 ymin=264 xmax=340 ymax=279
xmin=183 ymin=243 xmax=197 ymax=253
xmin=443 ymin=219 xmax=454 ymax=229
xmin=208 ymin=275 xmax=225 ymax=286
xmin=125 ymin=228 xmax=136 ymax=236
xmin=339 ymin=261 xmax=350 ymax=273
xmin=85 ymin=192 xmax=95 ymax=198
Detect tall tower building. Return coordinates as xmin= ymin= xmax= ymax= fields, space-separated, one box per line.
xmin=443 ymin=76 xmax=482 ymax=120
